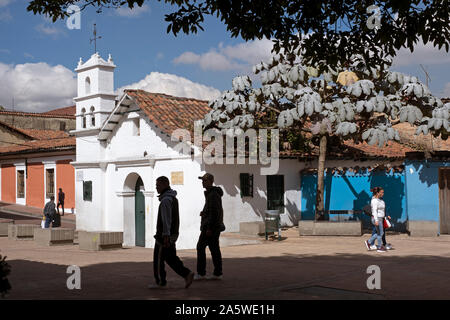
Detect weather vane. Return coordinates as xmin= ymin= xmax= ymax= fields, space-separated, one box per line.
xmin=90 ymin=23 xmax=102 ymax=53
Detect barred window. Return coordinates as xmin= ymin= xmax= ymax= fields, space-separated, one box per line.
xmin=46 ymin=169 xmax=54 ymax=199
xmin=240 ymin=173 xmax=253 ymax=197
xmin=17 ymin=170 xmax=25 ymax=198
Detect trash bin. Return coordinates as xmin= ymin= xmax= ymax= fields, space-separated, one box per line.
xmin=264 ymin=210 xmax=281 ymax=240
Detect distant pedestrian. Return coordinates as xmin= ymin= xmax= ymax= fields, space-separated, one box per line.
xmin=43 ymin=196 xmax=56 ymax=228
xmin=149 ymin=176 xmax=194 ymax=289
xmin=365 ymin=187 xmax=388 ymax=253
xmin=57 ymin=188 xmax=65 ymax=216
xmin=195 ymin=173 xmax=225 ymax=281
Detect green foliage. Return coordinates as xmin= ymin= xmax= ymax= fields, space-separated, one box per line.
xmin=26 ymin=0 xmax=450 ymax=70
xmin=0 ymin=254 xmax=11 ymax=298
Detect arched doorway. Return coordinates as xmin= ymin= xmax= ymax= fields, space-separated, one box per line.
xmin=135 ymin=177 xmax=145 ymax=247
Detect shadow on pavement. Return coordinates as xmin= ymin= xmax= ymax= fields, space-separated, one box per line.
xmin=4 ymin=253 xmax=450 ymax=300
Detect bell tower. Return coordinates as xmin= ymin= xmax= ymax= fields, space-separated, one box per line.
xmin=74 ymin=52 xmax=116 ymax=131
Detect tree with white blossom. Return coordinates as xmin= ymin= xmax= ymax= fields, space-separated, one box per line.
xmin=202 ymin=47 xmax=449 ymax=220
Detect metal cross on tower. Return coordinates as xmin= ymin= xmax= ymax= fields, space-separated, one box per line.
xmin=90 ymin=23 xmax=102 ymax=53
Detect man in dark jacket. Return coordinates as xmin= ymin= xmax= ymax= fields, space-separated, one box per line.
xmin=195 ymin=173 xmax=225 ymax=280
xmin=43 ymin=196 xmax=56 ymax=228
xmin=150 ymin=176 xmax=194 ymax=289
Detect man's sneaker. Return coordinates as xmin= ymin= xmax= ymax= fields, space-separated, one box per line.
xmin=377 ymin=246 xmax=387 ymax=252
xmin=370 ymin=245 xmax=377 ymax=250
xmin=207 ymin=274 xmax=223 ymax=280
xmin=148 ymin=283 xmax=167 ymax=289
xmin=364 ymin=240 xmax=371 ymax=251
xmin=385 ymin=244 xmax=393 ymax=250
xmin=194 ymin=273 xmax=207 ymax=281
xmin=185 ymin=272 xmax=194 ymax=288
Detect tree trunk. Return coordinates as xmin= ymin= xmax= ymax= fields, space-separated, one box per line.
xmin=315 ymin=134 xmax=327 ymax=220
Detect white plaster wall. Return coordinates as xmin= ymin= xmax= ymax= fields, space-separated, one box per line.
xmin=106 ymin=115 xmax=185 ymax=161
xmin=76 ymin=135 xmax=104 ymax=162
xmin=205 ymin=159 xmax=305 ymax=231
xmin=152 ymin=158 xmax=204 ymax=250
xmin=75 ymin=167 xmax=104 ymax=231
xmin=104 ymin=164 xmax=155 ymax=248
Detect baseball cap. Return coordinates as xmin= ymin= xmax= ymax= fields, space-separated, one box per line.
xmin=198 ymin=173 xmax=214 ymax=182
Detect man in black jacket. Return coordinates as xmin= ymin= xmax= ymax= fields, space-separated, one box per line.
xmin=150 ymin=176 xmax=194 ymax=289
xmin=195 ymin=173 xmax=225 ymax=280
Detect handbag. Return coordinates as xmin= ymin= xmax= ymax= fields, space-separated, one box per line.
xmin=383 ymin=218 xmax=391 ymax=229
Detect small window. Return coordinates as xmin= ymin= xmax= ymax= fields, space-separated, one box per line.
xmin=85 ymin=77 xmax=91 ymax=95
xmin=267 ymin=175 xmax=284 ymax=211
xmin=81 ymin=108 xmax=86 ymax=129
xmin=83 ymin=181 xmax=92 ymax=201
xmin=59 ymin=121 xmax=66 ymax=131
xmin=90 ymin=107 xmax=95 ymax=127
xmin=46 ymin=169 xmax=55 ymax=199
xmin=240 ymin=173 xmax=253 ymax=197
xmin=133 ymin=118 xmax=140 ymax=136
xmin=17 ymin=170 xmax=25 ymax=198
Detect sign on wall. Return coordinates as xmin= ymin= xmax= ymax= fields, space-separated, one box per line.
xmin=76 ymin=170 xmax=84 ymax=181
xmin=171 ymin=171 xmax=184 ymax=185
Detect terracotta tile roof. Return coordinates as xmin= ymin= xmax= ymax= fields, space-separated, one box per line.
xmin=394 ymin=122 xmax=450 ymax=152
xmin=42 ymin=105 xmax=76 ymax=116
xmin=0 ymin=137 xmax=75 ymax=155
xmin=279 ymin=140 xmax=416 ymax=160
xmin=125 ymin=90 xmax=211 ymax=136
xmin=0 ymin=109 xmax=75 ymax=119
xmin=0 ymin=120 xmax=69 ymax=141
xmin=17 ymin=129 xmax=69 ymax=140
xmin=123 ymin=89 xmax=438 ymax=160
xmin=0 ymin=120 xmax=35 ymax=139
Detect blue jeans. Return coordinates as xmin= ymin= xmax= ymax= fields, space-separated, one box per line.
xmin=368 ymin=217 xmax=384 ymax=248
xmin=44 ymin=215 xmax=53 ymax=228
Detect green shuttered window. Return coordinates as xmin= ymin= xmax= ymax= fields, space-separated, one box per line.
xmin=83 ymin=181 xmax=92 ymax=201
xmin=240 ymin=173 xmax=253 ymax=197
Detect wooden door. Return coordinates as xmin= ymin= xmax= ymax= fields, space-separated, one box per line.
xmin=135 ymin=177 xmax=145 ymax=247
xmin=439 ymin=168 xmax=450 ymax=234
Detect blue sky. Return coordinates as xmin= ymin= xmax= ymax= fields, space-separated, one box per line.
xmin=0 ymin=0 xmax=449 ymax=112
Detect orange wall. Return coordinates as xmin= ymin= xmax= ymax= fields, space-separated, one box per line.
xmin=26 ymin=162 xmax=45 ymax=208
xmin=56 ymin=160 xmax=75 ymax=210
xmin=1 ymin=164 xmax=15 ymax=203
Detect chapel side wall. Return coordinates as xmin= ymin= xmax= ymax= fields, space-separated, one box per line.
xmin=206 ymin=159 xmax=304 ymax=231
xmin=75 ymin=168 xmax=104 ymax=231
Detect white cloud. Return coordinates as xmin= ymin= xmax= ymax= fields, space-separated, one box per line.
xmin=117 ymin=72 xmax=221 ymax=102
xmin=0 ymin=9 xmax=12 ymax=22
xmin=0 ymin=0 xmax=13 ymax=8
xmin=24 ymin=53 xmax=34 ymax=59
xmin=0 ymin=62 xmax=77 ymax=112
xmin=173 ymin=38 xmax=274 ymax=72
xmin=35 ymin=23 xmax=67 ymax=37
xmin=392 ymin=40 xmax=450 ymax=67
xmin=115 ymin=4 xmax=150 ymax=17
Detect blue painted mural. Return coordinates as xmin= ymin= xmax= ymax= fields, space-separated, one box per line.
xmin=301 ymin=169 xmax=407 ymax=232
xmin=404 ymin=160 xmax=450 ymax=228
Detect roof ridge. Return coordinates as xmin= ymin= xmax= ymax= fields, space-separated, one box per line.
xmin=125 ymin=89 xmax=210 ymax=103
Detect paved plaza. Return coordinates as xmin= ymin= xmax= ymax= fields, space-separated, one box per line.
xmin=1 ymin=223 xmax=450 ymax=300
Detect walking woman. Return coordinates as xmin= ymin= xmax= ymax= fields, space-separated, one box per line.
xmin=365 ymin=187 xmax=387 ymax=253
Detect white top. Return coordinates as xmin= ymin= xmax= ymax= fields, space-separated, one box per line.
xmin=371 ymin=197 xmax=385 ymax=219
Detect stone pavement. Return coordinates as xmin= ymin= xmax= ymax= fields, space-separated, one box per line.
xmin=1 ymin=228 xmax=450 ymax=300
xmin=0 ymin=201 xmax=75 ymax=228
